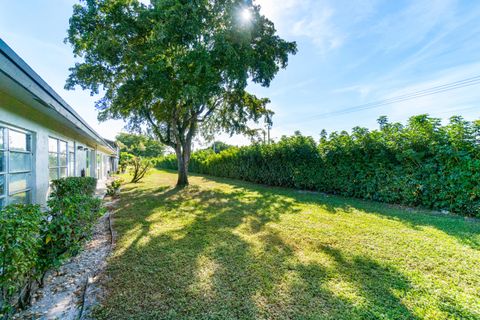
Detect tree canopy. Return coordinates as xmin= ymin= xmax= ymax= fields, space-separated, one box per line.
xmin=115 ymin=132 xmax=165 ymax=158
xmin=65 ymin=0 xmax=297 ymax=186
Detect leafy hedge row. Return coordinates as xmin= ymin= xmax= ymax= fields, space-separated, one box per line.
xmin=157 ymin=115 xmax=480 ymax=216
xmin=0 ymin=177 xmax=103 ymax=318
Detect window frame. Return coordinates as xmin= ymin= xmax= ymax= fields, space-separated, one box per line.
xmin=96 ymin=152 xmax=101 ymax=179
xmin=48 ymin=137 xmax=71 ymax=181
xmin=0 ymin=128 xmax=6 ymax=206
xmin=0 ymin=125 xmax=33 ymax=208
xmin=68 ymin=142 xmax=76 ymax=177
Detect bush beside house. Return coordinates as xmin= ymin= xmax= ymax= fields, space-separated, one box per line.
xmin=0 ymin=177 xmax=104 ymax=318
xmin=0 ymin=205 xmax=43 ymax=316
xmin=157 ymin=115 xmax=480 ymax=216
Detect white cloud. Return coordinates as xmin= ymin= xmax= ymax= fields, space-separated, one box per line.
xmin=254 ymin=0 xmax=303 ymax=22
xmin=255 ymin=0 xmax=344 ymax=52
xmin=333 ymin=85 xmax=374 ymax=99
xmin=292 ymin=7 xmax=343 ymax=52
xmin=371 ymin=0 xmax=456 ymax=53
xmin=254 ymin=0 xmax=383 ymax=53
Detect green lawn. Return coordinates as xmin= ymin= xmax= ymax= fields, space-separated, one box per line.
xmin=95 ymin=170 xmax=480 ymax=320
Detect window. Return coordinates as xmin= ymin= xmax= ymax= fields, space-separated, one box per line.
xmin=9 ymin=130 xmax=31 ymax=152
xmin=0 ymin=129 xmax=5 ymax=206
xmin=103 ymin=154 xmax=109 ymax=177
xmin=49 ymin=137 xmax=68 ymax=180
xmin=0 ymin=126 xmax=33 ymax=208
xmin=68 ymin=143 xmax=76 ymax=176
xmin=85 ymin=148 xmax=91 ymax=177
xmin=96 ymin=152 xmax=101 ymax=178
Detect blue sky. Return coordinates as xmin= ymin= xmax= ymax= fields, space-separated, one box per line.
xmin=1 ymin=0 xmax=480 ymax=145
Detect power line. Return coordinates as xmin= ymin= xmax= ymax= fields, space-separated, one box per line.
xmin=300 ymin=78 xmax=480 ymax=120
xmin=323 ymin=80 xmax=480 ymax=117
xmin=436 ymin=105 xmax=480 ymax=116
xmin=288 ymin=75 xmax=480 ymax=124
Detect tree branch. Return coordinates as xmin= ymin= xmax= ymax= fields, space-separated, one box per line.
xmin=198 ymin=98 xmax=221 ymax=122
xmin=145 ymin=111 xmax=176 ymax=148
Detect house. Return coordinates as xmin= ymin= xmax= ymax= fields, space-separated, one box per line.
xmin=0 ymin=39 xmax=118 ymax=208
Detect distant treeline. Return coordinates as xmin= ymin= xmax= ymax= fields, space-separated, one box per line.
xmin=156 ymin=115 xmax=480 ymax=216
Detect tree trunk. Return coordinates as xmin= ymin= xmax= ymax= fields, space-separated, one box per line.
xmin=173 ymin=117 xmax=196 ymax=188
xmin=176 ymin=157 xmax=189 ymax=186
xmin=175 ymin=144 xmax=190 ymax=187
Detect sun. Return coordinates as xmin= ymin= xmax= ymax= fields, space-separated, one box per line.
xmin=240 ymin=8 xmax=252 ymax=22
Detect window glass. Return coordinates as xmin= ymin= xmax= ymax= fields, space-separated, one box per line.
xmin=0 ymin=128 xmax=4 ymax=149
xmin=69 ymin=151 xmax=75 ymax=176
xmin=0 ymin=152 xmax=5 ymax=173
xmin=60 ymin=167 xmax=67 ymax=178
xmin=85 ymin=149 xmax=91 ymax=176
xmin=0 ymin=174 xmax=5 ymax=195
xmin=49 ymin=168 xmax=59 ymax=181
xmin=59 ymin=153 xmax=67 ymax=167
xmin=49 ymin=138 xmax=58 ymax=152
xmin=49 ymin=138 xmax=69 ymax=180
xmin=59 ymin=141 xmax=67 ymax=154
xmin=1 ymin=127 xmax=32 ymax=206
xmin=9 ymin=191 xmax=30 ymax=205
xmin=49 ymin=152 xmax=58 ymax=167
xmin=9 ymin=130 xmax=30 ymax=152
xmin=9 ymin=152 xmax=31 ymax=172
xmin=9 ymin=173 xmax=29 ymax=194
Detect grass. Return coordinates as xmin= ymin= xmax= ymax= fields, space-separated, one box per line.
xmin=95 ymin=170 xmax=480 ymax=319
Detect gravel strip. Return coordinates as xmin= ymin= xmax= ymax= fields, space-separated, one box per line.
xmin=13 ymin=209 xmax=114 ymax=320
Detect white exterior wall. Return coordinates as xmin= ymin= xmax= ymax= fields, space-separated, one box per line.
xmin=0 ymin=93 xmax=111 ymax=207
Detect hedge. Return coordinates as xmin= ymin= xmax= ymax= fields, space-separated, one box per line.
xmin=156 ymin=115 xmax=480 ymax=216
xmin=0 ymin=177 xmax=103 ymax=318
xmin=0 ymin=205 xmax=42 ymax=316
xmin=49 ymin=176 xmax=97 ymax=198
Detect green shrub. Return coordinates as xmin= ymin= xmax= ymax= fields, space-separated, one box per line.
xmin=38 ymin=194 xmax=104 ymax=276
xmin=1 ymin=177 xmax=105 ymax=316
xmin=0 ymin=204 xmax=43 ymax=316
xmin=50 ymin=177 xmax=97 ymax=198
xmin=156 ymin=115 xmax=480 ymax=216
xmin=155 ymin=154 xmax=177 ymax=171
xmin=129 ymin=157 xmax=152 ymax=183
xmin=119 ymin=152 xmax=134 ymax=173
xmin=106 ymin=179 xmax=123 ymax=196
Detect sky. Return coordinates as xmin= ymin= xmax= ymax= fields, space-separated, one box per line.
xmin=1 ymin=0 xmax=480 ymax=146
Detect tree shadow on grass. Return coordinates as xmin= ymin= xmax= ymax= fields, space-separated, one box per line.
xmin=303 ymin=193 xmax=480 ymax=250
xmin=96 ymin=178 xmax=421 ymax=320
xmin=193 ymin=173 xmax=480 ymax=250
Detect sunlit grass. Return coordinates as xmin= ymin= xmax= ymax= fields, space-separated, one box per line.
xmin=95 ymin=170 xmax=480 ymax=319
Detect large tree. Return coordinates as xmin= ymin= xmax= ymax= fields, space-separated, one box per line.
xmin=116 ymin=132 xmax=165 ymax=158
xmin=66 ymin=0 xmax=297 ymax=186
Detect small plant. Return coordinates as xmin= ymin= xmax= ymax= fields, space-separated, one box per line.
xmin=106 ymin=179 xmax=123 ymax=197
xmin=129 ymin=157 xmax=151 ymax=183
